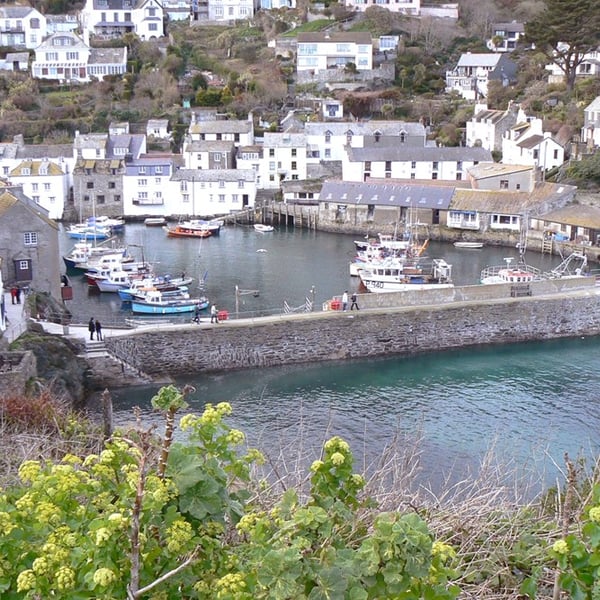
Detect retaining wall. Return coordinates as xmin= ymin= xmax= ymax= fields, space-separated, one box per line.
xmin=106 ymin=285 xmax=600 ymax=378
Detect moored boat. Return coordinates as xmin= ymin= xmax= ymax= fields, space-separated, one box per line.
xmin=254 ymin=224 xmax=274 ymax=233
xmin=118 ymin=275 xmax=194 ymax=301
xmin=454 ymin=242 xmax=484 ymax=249
xmin=144 ymin=217 xmax=167 ymax=227
xmin=130 ymin=290 xmax=209 ymax=315
xmin=63 ymin=241 xmax=129 ymax=271
xmin=480 ymin=257 xmax=542 ymax=285
xmin=180 ymin=219 xmax=223 ymax=235
xmin=164 ymin=224 xmax=213 ymax=239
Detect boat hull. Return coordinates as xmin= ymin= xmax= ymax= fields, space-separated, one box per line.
xmin=165 ymin=226 xmax=212 ymax=239
xmin=130 ymin=297 xmax=208 ymax=315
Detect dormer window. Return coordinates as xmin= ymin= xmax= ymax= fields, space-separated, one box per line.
xmin=325 ymin=130 xmax=332 ymax=143
xmin=22 ymin=167 xmax=31 ymax=175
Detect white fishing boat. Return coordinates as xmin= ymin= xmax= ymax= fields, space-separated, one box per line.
xmin=130 ymin=290 xmax=209 ymax=315
xmin=254 ymin=224 xmax=274 ymax=233
xmin=144 ymin=217 xmax=167 ymax=227
xmin=480 ymin=257 xmax=542 ymax=285
xmin=180 ymin=219 xmax=224 ymax=235
xmin=63 ymin=240 xmax=128 ymax=271
xmin=359 ymin=256 xmax=454 ymax=293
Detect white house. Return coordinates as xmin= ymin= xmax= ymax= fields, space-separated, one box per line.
xmin=502 ymin=114 xmax=564 ymax=171
xmin=8 ymin=160 xmax=69 ymax=220
xmin=466 ymin=103 xmax=520 ymax=152
xmin=322 ymin=98 xmax=344 ymax=120
xmin=344 ymin=0 xmax=419 ymax=15
xmin=208 ymin=0 xmax=256 ymax=22
xmin=486 ymin=21 xmax=525 ymax=53
xmin=46 ymin=14 xmax=79 ymax=35
xmin=31 ymin=32 xmax=126 ymax=83
xmin=80 ymin=0 xmax=164 ymax=41
xmin=546 ymin=46 xmax=600 ymax=85
xmin=581 ymin=96 xmax=600 ymax=148
xmin=147 ymin=119 xmax=171 ymax=141
xmin=305 ymin=120 xmax=428 ymax=164
xmin=0 ymin=52 xmax=29 ymax=72
xmin=122 ymin=155 xmax=178 ymax=218
xmin=260 ymin=0 xmax=295 ymax=9
xmin=235 ymin=145 xmax=263 ymax=188
xmin=170 ymin=169 xmax=256 ymax=216
xmin=0 ymin=6 xmax=46 ymax=49
xmin=297 ymin=32 xmax=373 ymax=74
xmin=445 ymin=53 xmax=518 ymax=100
xmin=342 ymin=145 xmax=493 ymax=182
xmin=258 ymin=132 xmax=307 ymax=190
xmin=188 ymin=118 xmax=254 ymax=146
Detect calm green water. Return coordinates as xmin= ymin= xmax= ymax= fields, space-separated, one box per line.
xmin=99 ymin=336 xmax=600 ymax=494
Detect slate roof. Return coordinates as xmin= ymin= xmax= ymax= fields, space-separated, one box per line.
xmin=319 ymin=180 xmax=455 ymax=210
xmin=346 ymin=145 xmax=492 ymax=162
xmin=189 ymin=120 xmax=252 ymax=135
xmin=450 ymin=182 xmax=576 ymax=215
xmin=297 ymin=31 xmax=372 ymax=44
xmin=456 ymin=53 xmax=503 ymax=68
xmin=0 ymin=6 xmax=37 ymax=18
xmin=306 ymin=121 xmax=425 ymax=137
xmin=89 ymin=46 xmax=126 ymax=65
xmin=107 ymin=134 xmax=145 ymax=159
xmin=540 ymin=204 xmax=600 ymax=229
xmin=0 ymin=187 xmax=57 ymax=228
xmin=471 ymin=109 xmax=507 ymax=124
xmin=263 ymin=133 xmax=306 ymax=148
xmin=467 ymin=162 xmax=532 ymax=179
xmin=171 ymin=168 xmax=255 ymax=182
xmin=184 ymin=140 xmax=235 ymax=153
xmin=517 ymin=134 xmax=545 ymax=149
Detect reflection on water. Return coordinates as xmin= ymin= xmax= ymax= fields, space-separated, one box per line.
xmin=96 ymin=336 xmax=600 ymax=495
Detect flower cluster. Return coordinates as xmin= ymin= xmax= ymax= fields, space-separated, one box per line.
xmin=166 ymin=519 xmax=194 ymax=554
xmin=589 ymin=506 xmax=600 ymax=524
xmin=93 ymin=567 xmax=117 ymax=587
xmin=215 ymin=572 xmax=247 ymax=598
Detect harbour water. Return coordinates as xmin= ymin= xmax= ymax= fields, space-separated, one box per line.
xmin=61 ymin=224 xmax=600 ymax=494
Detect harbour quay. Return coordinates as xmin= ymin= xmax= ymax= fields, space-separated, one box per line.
xmin=104 ymin=277 xmax=600 ymax=381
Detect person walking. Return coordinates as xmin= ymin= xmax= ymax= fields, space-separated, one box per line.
xmin=350 ymin=292 xmax=359 ymax=311
xmin=88 ymin=317 xmax=95 ymax=340
xmin=95 ymin=319 xmax=103 ymax=341
xmin=10 ymin=286 xmax=17 ymax=305
xmin=193 ymin=304 xmax=201 ymax=324
xmin=15 ymin=286 xmax=21 ymax=304
xmin=342 ymin=290 xmax=348 ymax=311
xmin=210 ymin=304 xmax=219 ymax=324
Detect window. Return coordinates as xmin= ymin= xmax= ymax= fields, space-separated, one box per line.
xmin=30 ymin=18 xmax=40 ymax=28
xmin=32 ymin=183 xmax=39 ymax=191
xmin=97 ymin=195 xmax=105 ymax=204
xmin=155 ymin=166 xmax=162 ymax=174
xmin=291 ymin=148 xmax=297 ymax=157
xmin=148 ymin=7 xmax=156 ymax=15
xmin=269 ymin=161 xmax=276 ymax=171
xmin=533 ymin=149 xmax=539 ymax=159
xmin=138 ymin=166 xmax=146 ymax=174
xmin=456 ymin=173 xmax=462 ymax=180
xmin=325 ymin=131 xmax=332 ymax=143
xmin=45 ymin=52 xmax=58 ymax=61
xmin=214 ymin=154 xmax=221 ymax=162
xmin=238 ymin=180 xmax=245 ymax=189
xmin=269 ymin=148 xmax=275 ymax=157
xmin=22 ymin=167 xmax=30 ymax=175
xmin=411 ymin=161 xmax=416 ymax=169
xmin=291 ymin=161 xmax=297 ymax=170
xmin=457 ymin=160 xmax=463 ymax=171
xmin=49 ymin=197 xmax=56 ymax=204
xmin=155 ymin=177 xmax=161 ymax=184
xmin=2 ymin=167 xmax=8 ymax=175
xmin=24 ymin=232 xmax=38 ymax=246
xmin=138 ymin=179 xmax=147 ymax=186
xmin=374 ymin=132 xmax=381 ymax=142
xmin=182 ymin=194 xmax=189 ymax=203
xmin=219 ymin=180 xmax=225 ymax=188
xmin=44 ymin=183 xmax=51 ymax=191
xmin=113 ymin=195 xmax=121 ymax=202
xmin=180 ymin=181 xmax=188 ymax=192
xmin=336 ymin=44 xmax=351 ymax=52
xmin=385 ymin=161 xmax=391 ymax=172
xmin=86 ymin=181 xmax=94 ymax=189
xmin=32 ymin=196 xmax=40 ymax=204
xmin=149 ymin=23 xmax=158 ymax=31
xmin=432 ymin=161 xmax=439 ymax=171
xmin=232 ymin=194 xmax=238 ymax=203
xmin=432 ymin=173 xmax=438 ymax=180
xmin=364 ymin=161 xmax=371 ymax=172
xmin=500 ymin=179 xmax=509 ymax=189
xmin=219 ymin=194 xmax=225 ymax=202
xmin=324 ymin=149 xmax=331 ymax=158
xmin=108 ymin=181 xmax=116 ymax=189
xmin=66 ymin=52 xmax=79 ymax=60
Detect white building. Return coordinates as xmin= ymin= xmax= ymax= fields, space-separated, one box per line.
xmin=486 ymin=21 xmax=525 ymax=53
xmin=31 ymin=32 xmax=126 ymax=83
xmin=502 ymin=114 xmax=564 ymax=171
xmin=80 ymin=0 xmax=164 ymax=41
xmin=170 ymin=169 xmax=256 ymax=216
xmin=123 ymin=156 xmax=178 ymax=218
xmin=260 ymin=0 xmax=295 ymax=9
xmin=8 ymin=160 xmax=69 ymax=220
xmin=208 ymin=0 xmax=256 ymax=21
xmin=445 ymin=53 xmax=518 ymax=101
xmin=342 ymin=145 xmax=493 ymax=182
xmin=465 ymin=103 xmax=519 ymax=152
xmin=182 ymin=140 xmax=236 ymax=170
xmin=258 ymin=132 xmax=307 ymax=190
xmin=582 ymin=96 xmax=600 ymax=148
xmin=0 ymin=6 xmax=46 ymax=49
xmin=188 ymin=118 xmax=254 ymax=146
xmin=546 ymin=46 xmax=600 ymax=85
xmin=297 ymin=32 xmax=373 ymax=74
xmin=147 ymin=119 xmax=171 ymax=141
xmin=344 ymin=0 xmax=419 ymax=15
xmin=305 ymin=120 xmax=428 ymax=164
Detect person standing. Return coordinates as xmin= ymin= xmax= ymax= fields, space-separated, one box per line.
xmin=88 ymin=317 xmax=95 ymax=340
xmin=193 ymin=304 xmax=201 ymax=324
xmin=210 ymin=304 xmax=219 ymax=324
xmin=350 ymin=292 xmax=359 ymax=311
xmin=342 ymin=290 xmax=348 ymax=311
xmin=10 ymin=286 xmax=17 ymax=305
xmin=95 ymin=319 xmax=103 ymax=341
xmin=15 ymin=286 xmax=21 ymax=304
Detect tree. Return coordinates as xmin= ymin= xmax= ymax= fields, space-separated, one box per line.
xmin=524 ymin=0 xmax=600 ymax=91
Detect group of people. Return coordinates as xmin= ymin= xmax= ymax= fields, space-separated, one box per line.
xmin=192 ymin=304 xmax=221 ymax=324
xmin=341 ymin=291 xmax=359 ymax=311
xmin=9 ymin=286 xmax=21 ymax=305
xmin=88 ymin=317 xmax=103 ymax=341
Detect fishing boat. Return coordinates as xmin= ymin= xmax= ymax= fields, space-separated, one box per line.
xmin=180 ymin=219 xmax=224 ymax=235
xmin=118 ymin=275 xmax=194 ymax=301
xmin=358 ymin=256 xmax=454 ymax=293
xmin=87 ymin=215 xmax=125 ymax=233
xmin=254 ymin=224 xmax=274 ymax=233
xmin=66 ymin=223 xmax=112 ymax=240
xmin=454 ymin=241 xmax=484 ymax=249
xmin=480 ymin=257 xmax=542 ymax=285
xmin=164 ymin=224 xmax=213 ymax=239
xmin=130 ymin=290 xmax=209 ymax=315
xmin=95 ymin=270 xmax=136 ymax=293
xmin=63 ymin=240 xmax=129 ymax=271
xmin=144 ymin=217 xmax=167 ymax=227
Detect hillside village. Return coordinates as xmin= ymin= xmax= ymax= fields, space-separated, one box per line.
xmin=1 ymin=0 xmax=600 ymax=303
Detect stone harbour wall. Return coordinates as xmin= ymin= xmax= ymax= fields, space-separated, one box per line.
xmin=106 ymin=287 xmax=600 ymax=378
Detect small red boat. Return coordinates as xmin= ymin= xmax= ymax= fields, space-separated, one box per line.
xmin=164 ymin=225 xmax=212 ymax=239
